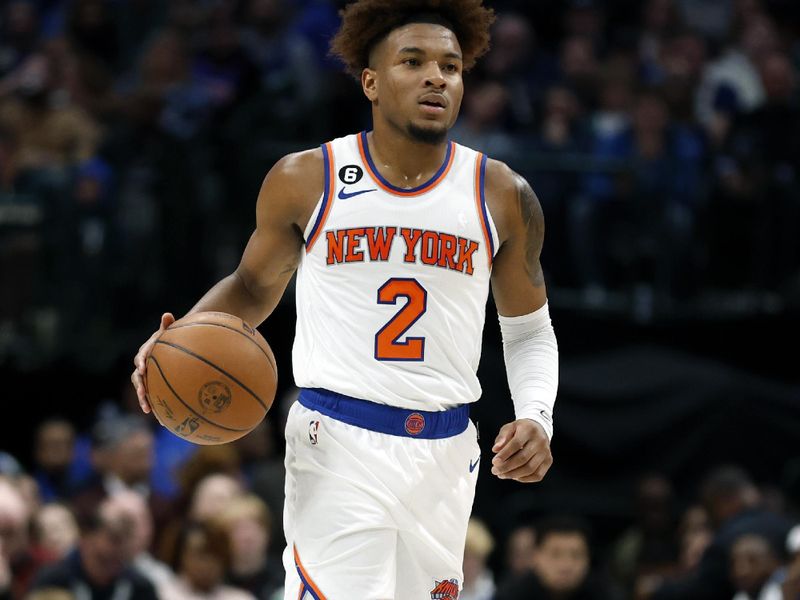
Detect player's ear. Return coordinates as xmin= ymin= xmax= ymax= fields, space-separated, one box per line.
xmin=362 ymin=67 xmax=378 ymax=102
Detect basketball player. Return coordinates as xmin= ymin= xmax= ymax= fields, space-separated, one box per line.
xmin=132 ymin=1 xmax=559 ymax=597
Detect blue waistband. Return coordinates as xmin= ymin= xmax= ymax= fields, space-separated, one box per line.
xmin=298 ymin=388 xmax=469 ymax=439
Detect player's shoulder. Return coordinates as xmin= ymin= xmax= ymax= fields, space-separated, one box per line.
xmin=257 ymin=147 xmax=324 ymax=221
xmin=482 ymin=157 xmax=542 ymax=243
xmin=266 ymin=147 xmax=324 ymax=189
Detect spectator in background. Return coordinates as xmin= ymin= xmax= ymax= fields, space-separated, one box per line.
xmin=638 ymin=0 xmax=685 ymax=85
xmin=162 ymin=444 xmax=242 ymax=530
xmin=563 ymin=0 xmax=606 ymax=50
xmin=504 ymin=524 xmax=538 ymax=580
xmin=450 ymin=79 xmax=516 ymax=161
xmin=715 ymin=50 xmax=800 ymax=293
xmin=32 ymin=419 xmax=81 ymax=504
xmin=232 ymin=422 xmax=286 ymax=558
xmin=69 ymin=415 xmax=171 ymax=538
xmin=101 ymin=491 xmax=174 ymax=588
xmin=574 ymin=86 xmax=703 ymax=307
xmin=159 ymin=521 xmax=255 ymax=600
xmin=695 ymin=11 xmax=779 ymax=139
xmin=649 ymin=466 xmax=796 ymax=600
xmin=729 ymin=533 xmax=784 ymax=600
xmin=0 ymin=1 xmax=40 ymax=79
xmin=480 ymin=13 xmax=541 ymax=129
xmin=112 ymin=381 xmax=198 ymax=501
xmin=496 ymin=515 xmax=614 ymax=600
xmin=0 ymin=478 xmax=56 ymax=600
xmin=588 ymin=62 xmax=634 ymax=151
xmin=191 ymin=7 xmax=260 ymax=126
xmin=236 ymin=0 xmax=323 ymax=139
xmin=613 ymin=474 xmax=679 ymax=593
xmin=461 ymin=518 xmax=496 ymax=600
xmin=32 ymin=504 xmax=79 ymax=561
xmin=658 ymin=31 xmax=709 ymax=130
xmin=120 ymin=29 xmax=191 ymax=135
xmin=32 ymin=495 xmax=159 ymax=600
xmin=537 ymin=85 xmax=584 ymax=154
xmin=215 ymin=495 xmax=283 ymax=600
xmin=677 ymin=505 xmax=713 ymax=574
xmin=532 ymin=81 xmax=586 ymax=283
xmin=559 ymin=34 xmax=600 ymax=110
xmin=0 ymin=53 xmax=102 ymax=171
xmin=65 ymin=0 xmax=121 ymax=72
xmin=158 ymin=471 xmax=244 ymax=566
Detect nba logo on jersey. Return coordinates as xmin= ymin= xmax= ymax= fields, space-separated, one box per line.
xmin=430 ymin=578 xmax=459 ymax=599
xmin=308 ymin=420 xmax=320 ymax=445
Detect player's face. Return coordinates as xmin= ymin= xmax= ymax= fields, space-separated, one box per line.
xmin=368 ymin=23 xmax=464 ymax=144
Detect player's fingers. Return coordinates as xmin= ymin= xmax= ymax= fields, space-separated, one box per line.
xmin=492 ymin=443 xmax=535 ymax=475
xmin=131 ymin=370 xmax=151 ymax=414
xmin=492 ymin=422 xmax=516 ymax=452
xmin=136 ymin=315 xmax=172 ymax=373
xmin=516 ymin=455 xmax=554 ymax=483
xmin=501 ymin=463 xmax=540 ymax=481
xmin=160 ymin=312 xmax=175 ymax=330
xmin=492 ymin=430 xmax=529 ymax=462
xmin=495 ymin=446 xmax=549 ymax=478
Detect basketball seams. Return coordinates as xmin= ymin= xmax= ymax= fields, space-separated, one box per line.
xmin=154 ymin=339 xmax=270 ymax=412
xmin=165 ymin=321 xmax=277 ymax=375
xmin=147 ymin=354 xmax=252 ymax=433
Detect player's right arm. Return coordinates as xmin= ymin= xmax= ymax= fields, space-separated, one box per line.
xmin=131 ymin=149 xmax=324 ymax=413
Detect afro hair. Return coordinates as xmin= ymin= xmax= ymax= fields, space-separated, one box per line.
xmin=330 ymin=0 xmax=495 ymax=80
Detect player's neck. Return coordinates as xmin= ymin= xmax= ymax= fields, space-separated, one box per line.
xmin=366 ymin=124 xmax=449 ymax=190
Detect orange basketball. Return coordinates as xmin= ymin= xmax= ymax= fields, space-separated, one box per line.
xmin=145 ymin=311 xmax=277 ymax=445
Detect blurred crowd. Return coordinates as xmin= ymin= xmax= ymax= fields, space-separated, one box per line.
xmin=0 ymin=0 xmax=799 ymax=368
xmin=0 ymin=393 xmax=799 ymax=600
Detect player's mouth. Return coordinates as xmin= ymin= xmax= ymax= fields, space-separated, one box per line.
xmin=418 ymin=94 xmax=447 ymax=115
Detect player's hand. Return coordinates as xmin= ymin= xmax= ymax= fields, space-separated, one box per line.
xmin=491 ymin=419 xmax=553 ymax=483
xmin=131 ymin=312 xmax=175 ymax=414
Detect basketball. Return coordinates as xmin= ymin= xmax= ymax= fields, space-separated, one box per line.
xmin=145 ymin=311 xmax=277 ymax=445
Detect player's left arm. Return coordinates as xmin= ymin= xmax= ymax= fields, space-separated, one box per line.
xmin=485 ymin=159 xmax=558 ymax=484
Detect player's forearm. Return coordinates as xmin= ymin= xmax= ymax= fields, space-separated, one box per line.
xmin=186 ymin=270 xmax=281 ymax=327
xmin=500 ymin=301 xmax=559 ymax=439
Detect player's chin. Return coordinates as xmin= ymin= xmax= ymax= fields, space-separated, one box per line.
xmin=407 ymin=120 xmax=450 ymax=145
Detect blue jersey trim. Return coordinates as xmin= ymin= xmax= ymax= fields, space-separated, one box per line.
xmin=478 ymin=153 xmax=495 ymax=258
xmin=305 ymin=143 xmax=332 ymax=249
xmin=359 ymin=130 xmax=453 ymax=194
xmin=298 ymin=388 xmax=469 ymax=439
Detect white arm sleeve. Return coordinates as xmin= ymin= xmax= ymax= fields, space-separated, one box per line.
xmin=499 ymin=301 xmax=559 ymax=440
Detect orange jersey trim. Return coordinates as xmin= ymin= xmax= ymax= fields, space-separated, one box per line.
xmin=294 ymin=545 xmax=327 ymax=600
xmin=474 ymin=153 xmax=494 ymax=266
xmin=306 ymin=142 xmax=336 ymax=253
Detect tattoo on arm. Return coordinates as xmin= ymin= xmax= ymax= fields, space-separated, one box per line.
xmin=515 ymin=174 xmax=545 ymax=287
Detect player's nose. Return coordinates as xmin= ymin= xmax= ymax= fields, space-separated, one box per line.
xmin=423 ymin=64 xmax=446 ymax=88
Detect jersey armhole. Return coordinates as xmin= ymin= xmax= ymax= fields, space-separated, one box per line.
xmin=473 ymin=152 xmax=499 ymax=265
xmin=304 ymin=142 xmax=335 ymax=252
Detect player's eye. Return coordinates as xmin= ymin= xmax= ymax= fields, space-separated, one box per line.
xmin=445 ymin=63 xmax=459 ymax=73
xmin=404 ymin=58 xmax=420 ymax=66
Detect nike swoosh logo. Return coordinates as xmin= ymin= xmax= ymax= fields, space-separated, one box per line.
xmin=539 ymin=409 xmax=552 ymax=422
xmin=338 ymin=187 xmax=376 ymax=200
xmin=469 ymin=457 xmax=480 ymax=473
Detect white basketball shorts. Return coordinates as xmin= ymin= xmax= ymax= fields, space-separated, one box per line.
xmin=282 ymin=388 xmax=481 ymax=600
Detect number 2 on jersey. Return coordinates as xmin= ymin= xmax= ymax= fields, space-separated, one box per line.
xmin=375 ymin=278 xmax=427 ymax=361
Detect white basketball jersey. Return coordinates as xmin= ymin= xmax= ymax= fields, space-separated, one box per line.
xmin=292 ymin=131 xmax=499 ymax=411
